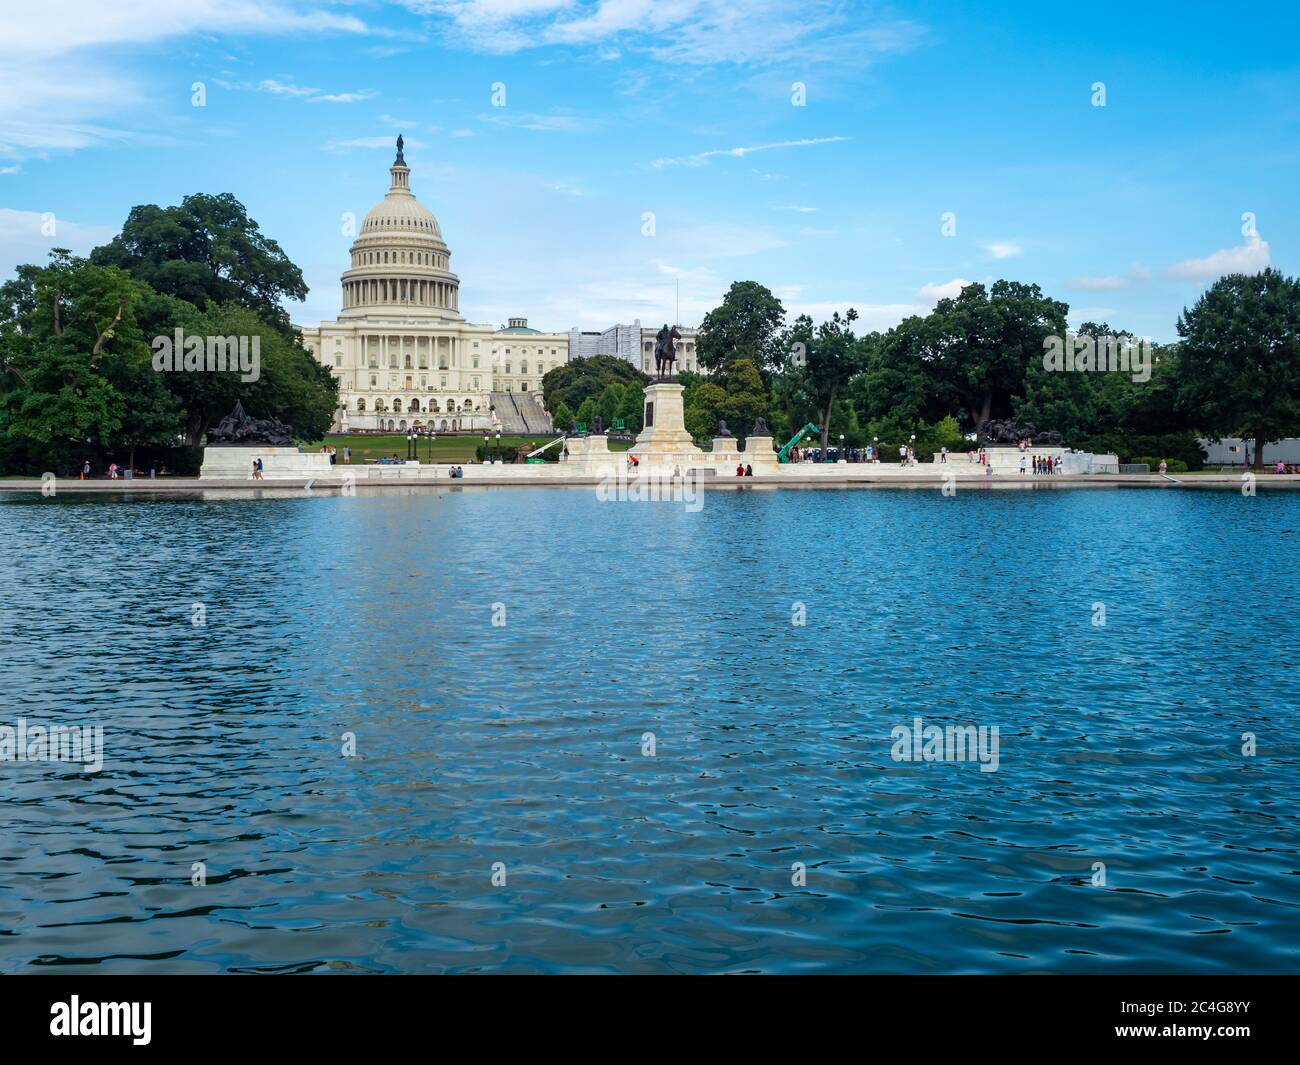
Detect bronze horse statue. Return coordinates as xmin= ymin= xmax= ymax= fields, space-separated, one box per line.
xmin=654 ymin=323 xmax=681 ymax=379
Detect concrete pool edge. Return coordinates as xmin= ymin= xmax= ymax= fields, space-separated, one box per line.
xmin=4 ymin=472 xmax=1299 ymax=495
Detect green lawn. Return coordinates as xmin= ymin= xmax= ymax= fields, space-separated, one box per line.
xmin=305 ymin=432 xmax=562 ymax=464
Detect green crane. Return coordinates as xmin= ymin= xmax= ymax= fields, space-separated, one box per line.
xmin=778 ymin=422 xmax=822 ymax=463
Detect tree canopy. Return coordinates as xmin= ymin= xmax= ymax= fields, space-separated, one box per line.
xmin=1176 ymin=267 xmax=1300 ymax=467
xmin=90 ymin=193 xmax=307 ymax=332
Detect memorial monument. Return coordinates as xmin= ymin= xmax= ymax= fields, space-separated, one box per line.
xmin=198 ymin=401 xmax=333 ymax=480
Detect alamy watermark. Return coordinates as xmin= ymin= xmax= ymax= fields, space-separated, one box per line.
xmin=596 ymin=468 xmax=703 ymax=511
xmin=890 ymin=715 xmax=1000 ymax=772
xmin=1042 ymin=333 xmax=1151 ymax=383
xmin=152 ymin=329 xmax=260 ymax=382
xmin=1 ymin=717 xmax=104 ymax=772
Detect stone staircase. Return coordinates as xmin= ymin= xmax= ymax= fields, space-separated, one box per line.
xmin=489 ymin=392 xmax=552 ymax=435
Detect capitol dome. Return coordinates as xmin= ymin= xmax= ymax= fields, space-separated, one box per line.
xmin=360 ymin=188 xmax=442 ymax=239
xmin=338 ymin=136 xmax=461 ymax=320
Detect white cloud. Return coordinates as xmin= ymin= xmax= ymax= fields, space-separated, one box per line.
xmin=0 ymin=2 xmax=369 ymax=60
xmin=307 ymin=91 xmax=379 ymax=104
xmin=649 ymin=136 xmax=849 ymax=169
xmin=979 ymin=240 xmax=1023 ymax=260
xmin=1 ymin=165 xmax=22 ymax=175
xmin=259 ymin=79 xmax=320 ymax=97
xmin=1166 ymin=235 xmax=1270 ymax=281
xmin=786 ymin=301 xmax=923 ymax=332
xmin=479 ymin=111 xmax=601 ymax=132
xmin=1070 ymin=266 xmax=1151 ymax=290
xmin=0 ymin=3 xmax=373 ymax=157
xmin=0 ymin=208 xmax=118 ymax=282
xmin=774 ymin=204 xmax=817 ymax=213
xmin=917 ymin=277 xmax=971 ymax=303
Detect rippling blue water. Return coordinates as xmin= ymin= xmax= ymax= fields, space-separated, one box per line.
xmin=1 ymin=485 xmax=1297 ymax=974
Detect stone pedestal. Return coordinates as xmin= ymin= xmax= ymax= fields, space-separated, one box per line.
xmin=710 ymin=436 xmax=740 ymax=463
xmin=200 ymin=446 xmax=334 ymax=480
xmin=743 ymin=435 xmax=779 ymax=470
xmin=630 ymin=382 xmax=703 ymax=466
xmin=564 ymin=433 xmax=620 ymax=474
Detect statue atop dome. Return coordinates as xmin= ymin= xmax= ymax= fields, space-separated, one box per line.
xmin=394 ymin=134 xmax=405 ymax=166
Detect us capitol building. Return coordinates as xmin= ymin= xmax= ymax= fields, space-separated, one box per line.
xmin=299 ymin=138 xmax=701 ymax=434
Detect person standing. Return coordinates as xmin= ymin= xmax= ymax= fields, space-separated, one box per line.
xmin=81 ymin=460 xmax=90 ymax=480
xmin=1019 ymin=455 xmax=1027 ymax=475
xmin=343 ymin=446 xmax=350 ymax=465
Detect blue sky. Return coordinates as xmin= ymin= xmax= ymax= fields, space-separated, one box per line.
xmin=1 ymin=1 xmax=1297 ymax=341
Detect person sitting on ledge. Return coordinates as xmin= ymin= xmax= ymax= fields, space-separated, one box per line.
xmin=736 ymin=463 xmax=744 ymax=476
xmin=744 ymin=464 xmax=753 ymax=477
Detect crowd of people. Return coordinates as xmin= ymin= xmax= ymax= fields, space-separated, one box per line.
xmin=1017 ymin=454 xmax=1061 ymax=474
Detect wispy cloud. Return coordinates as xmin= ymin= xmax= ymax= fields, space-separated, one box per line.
xmin=0 ymin=3 xmax=375 ymax=157
xmin=1070 ymin=266 xmax=1151 ymax=290
xmin=308 ymin=91 xmax=378 ymax=104
xmin=414 ymin=0 xmax=926 ymax=69
xmin=649 ymin=136 xmax=849 ymax=169
xmin=323 ymin=135 xmax=429 ymax=153
xmin=479 ymin=110 xmax=602 ymax=133
xmin=774 ymin=204 xmax=817 ymax=213
xmin=0 ymin=2 xmax=370 ymax=61
xmin=979 ymin=240 xmax=1023 ymax=260
xmin=243 ymin=79 xmax=377 ymax=104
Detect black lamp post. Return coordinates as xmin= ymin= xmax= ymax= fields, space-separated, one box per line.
xmin=483 ymin=432 xmax=489 ymax=463
xmin=495 ymin=430 xmax=502 ymax=464
xmin=427 ymin=430 xmax=435 ymax=463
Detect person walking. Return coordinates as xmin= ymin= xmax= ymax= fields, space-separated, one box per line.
xmin=1019 ymin=455 xmax=1027 ymax=475
xmin=342 ymin=446 xmax=350 ymax=465
xmin=81 ymin=460 xmax=90 ymax=480
xmin=939 ymin=446 xmax=947 ymax=463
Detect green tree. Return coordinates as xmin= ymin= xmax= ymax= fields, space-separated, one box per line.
xmin=0 ymin=250 xmax=151 ymax=466
xmin=683 ymin=380 xmax=728 ymax=441
xmin=696 ymin=281 xmax=786 ymax=373
xmin=596 ymin=382 xmax=625 ymax=426
xmin=869 ymin=281 xmax=1069 ymax=435
xmin=1176 ymin=268 xmax=1300 ymax=468
xmin=91 ymin=193 xmax=307 ymax=332
xmin=787 ymin=309 xmax=868 ymax=453
xmin=542 ymin=355 xmax=647 ymax=417
xmin=552 ymin=399 xmax=574 ymax=432
xmin=715 ymin=358 xmax=769 ymax=439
